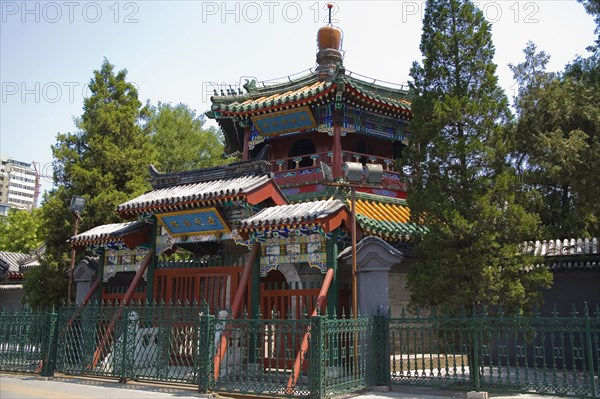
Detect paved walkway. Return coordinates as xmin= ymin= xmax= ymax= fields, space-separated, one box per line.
xmin=351 ymin=386 xmax=566 ymax=399
xmin=0 ymin=374 xmax=568 ymax=399
xmin=0 ymin=374 xmax=211 ymax=399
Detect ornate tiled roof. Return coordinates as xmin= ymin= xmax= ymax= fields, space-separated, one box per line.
xmin=209 ymin=73 xmax=411 ymax=117
xmin=0 ymin=247 xmax=44 ymax=279
xmin=341 ymin=77 xmax=411 ymax=112
xmin=528 ymin=238 xmax=599 ymax=256
xmin=68 ymin=221 xmax=149 ymax=247
xmin=525 ymin=238 xmax=600 ymax=271
xmin=350 ymin=197 xmax=426 ymax=241
xmin=213 ymin=80 xmax=334 ymax=116
xmin=0 ymin=284 xmax=23 ymax=291
xmin=118 ymin=174 xmax=286 ymax=218
xmin=237 ymin=199 xmax=346 ymax=230
xmin=148 ymin=160 xmax=271 ymax=189
xmin=208 ymin=70 xmax=413 ymax=154
xmin=0 ymin=252 xmax=31 ymax=274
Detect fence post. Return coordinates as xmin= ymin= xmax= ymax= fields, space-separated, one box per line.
xmin=41 ymin=307 xmax=59 ymax=377
xmin=126 ymin=309 xmax=138 ymax=380
xmin=198 ymin=309 xmax=215 ymax=393
xmin=309 ymin=315 xmax=325 ymax=399
xmin=118 ymin=307 xmax=132 ymax=382
xmin=584 ymin=303 xmax=597 ymax=399
xmin=372 ymin=312 xmax=390 ymax=386
xmin=472 ymin=307 xmax=480 ymax=391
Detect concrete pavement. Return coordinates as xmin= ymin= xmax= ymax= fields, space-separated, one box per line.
xmin=351 ymin=386 xmax=566 ymax=399
xmin=0 ymin=374 xmax=211 ymax=399
xmin=0 ymin=374 xmax=568 ymax=399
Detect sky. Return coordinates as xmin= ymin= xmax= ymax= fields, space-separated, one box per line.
xmin=0 ymin=1 xmax=596 ymax=197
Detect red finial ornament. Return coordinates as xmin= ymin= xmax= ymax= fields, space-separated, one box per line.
xmin=327 ymin=3 xmax=333 ymax=25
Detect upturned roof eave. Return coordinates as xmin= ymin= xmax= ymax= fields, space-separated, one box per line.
xmin=209 ymin=72 xmax=319 ymax=104
xmin=237 ymin=199 xmax=346 ymax=231
xmin=209 ymin=74 xmax=412 ymax=119
xmin=116 ymin=175 xmax=286 ymax=218
xmin=68 ymin=220 xmax=151 ymax=248
xmin=212 ymin=83 xmax=336 ymax=117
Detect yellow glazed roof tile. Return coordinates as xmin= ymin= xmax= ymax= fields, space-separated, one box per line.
xmin=347 ymin=198 xmax=426 ymax=240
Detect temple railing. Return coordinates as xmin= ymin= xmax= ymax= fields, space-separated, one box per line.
xmin=269 ymin=151 xmax=407 ymax=191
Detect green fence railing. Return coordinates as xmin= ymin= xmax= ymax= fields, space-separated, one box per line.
xmin=0 ymin=306 xmax=58 ymax=375
xmin=55 ymin=302 xmax=207 ymax=384
xmin=1 ymin=303 xmax=598 ymax=399
xmin=389 ymin=305 xmax=600 ymax=398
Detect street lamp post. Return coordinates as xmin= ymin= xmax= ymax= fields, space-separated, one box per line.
xmin=351 ymin=185 xmax=357 ymax=318
xmin=323 ymin=161 xmax=383 ymax=319
xmin=67 ymin=195 xmax=86 ymax=304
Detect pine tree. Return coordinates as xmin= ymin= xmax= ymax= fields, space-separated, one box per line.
xmin=405 ymin=0 xmax=551 ymax=313
xmin=50 ymin=59 xmax=155 ymax=230
xmin=510 ymin=43 xmax=600 ymax=238
xmin=25 ymin=60 xmax=155 ymax=306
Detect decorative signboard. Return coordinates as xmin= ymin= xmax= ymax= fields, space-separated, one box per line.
xmin=251 ymin=106 xmax=317 ymax=136
xmin=156 ymin=208 xmax=229 ymax=237
xmin=104 ymin=247 xmax=149 ymax=282
xmin=256 ymin=229 xmax=328 ymax=276
xmin=155 ymin=228 xmax=252 ymax=254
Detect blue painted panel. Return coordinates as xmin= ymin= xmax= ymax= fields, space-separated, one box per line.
xmin=252 ymin=106 xmax=317 ymax=136
xmin=157 ymin=208 xmax=229 ymax=237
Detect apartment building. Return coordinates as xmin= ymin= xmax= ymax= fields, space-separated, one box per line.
xmin=0 ymin=155 xmax=37 ymax=211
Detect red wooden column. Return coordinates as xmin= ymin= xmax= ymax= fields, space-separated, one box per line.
xmin=242 ymin=126 xmax=251 ymax=161
xmin=213 ymin=242 xmax=260 ymax=380
xmin=286 ymin=267 xmax=335 ymax=392
xmin=332 ymin=110 xmax=342 ymax=179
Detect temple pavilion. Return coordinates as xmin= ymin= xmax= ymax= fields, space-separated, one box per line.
xmin=69 ymin=13 xmax=425 ymax=322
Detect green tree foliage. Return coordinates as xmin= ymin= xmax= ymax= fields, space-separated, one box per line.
xmin=578 ymin=0 xmax=600 ymax=51
xmin=405 ymin=0 xmax=551 ymax=313
xmin=510 ymin=42 xmax=600 ymax=238
xmin=37 ymin=188 xmax=76 ymax=262
xmin=24 ymin=189 xmax=71 ymax=306
xmin=146 ymin=102 xmax=227 ymax=173
xmin=0 ymin=208 xmax=42 ymax=253
xmin=50 ymin=59 xmax=155 ymax=231
xmin=22 ymin=256 xmax=68 ymax=309
xmin=25 ymin=59 xmax=154 ymax=306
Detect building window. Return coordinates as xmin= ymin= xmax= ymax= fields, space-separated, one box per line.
xmin=356 ymin=140 xmax=372 ymax=165
xmin=288 ymin=138 xmax=316 ymax=169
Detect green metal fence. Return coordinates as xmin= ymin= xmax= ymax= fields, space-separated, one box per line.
xmin=389 ymin=305 xmax=600 ymax=398
xmin=208 ymin=311 xmax=375 ymax=398
xmin=0 ymin=307 xmax=58 ymax=375
xmin=1 ymin=303 xmax=598 ymax=399
xmin=55 ymin=301 xmax=206 ymax=384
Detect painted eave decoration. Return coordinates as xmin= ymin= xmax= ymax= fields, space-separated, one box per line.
xmin=251 ymin=106 xmax=317 ymax=136
xmin=156 ymin=208 xmax=230 ymax=237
